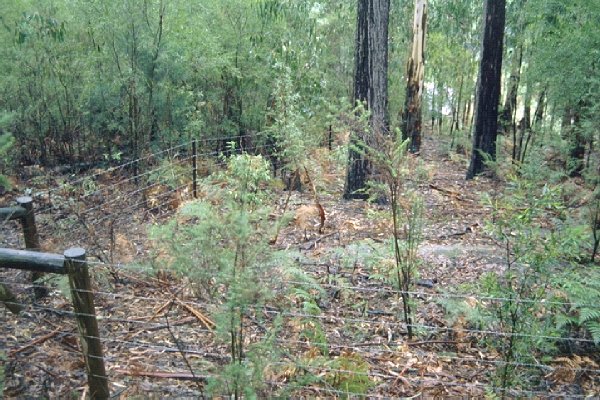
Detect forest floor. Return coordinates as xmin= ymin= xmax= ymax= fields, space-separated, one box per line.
xmin=1 ymin=132 xmax=598 ymax=398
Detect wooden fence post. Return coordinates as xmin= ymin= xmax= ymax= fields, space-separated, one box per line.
xmin=64 ymin=247 xmax=110 ymax=399
xmin=16 ymin=196 xmax=47 ymax=298
xmin=192 ymin=139 xmax=198 ymax=199
xmin=16 ymin=196 xmax=40 ymax=250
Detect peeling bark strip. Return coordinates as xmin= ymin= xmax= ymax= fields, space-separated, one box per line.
xmin=466 ymin=0 xmax=506 ymax=179
xmin=402 ymin=0 xmax=427 ymax=153
xmin=345 ymin=0 xmax=390 ymax=199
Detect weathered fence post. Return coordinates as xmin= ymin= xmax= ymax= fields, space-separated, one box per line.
xmin=64 ymin=247 xmax=110 ymax=399
xmin=192 ymin=138 xmax=198 ymax=199
xmin=16 ymin=196 xmax=47 ymax=297
xmin=16 ymin=196 xmax=39 ymax=250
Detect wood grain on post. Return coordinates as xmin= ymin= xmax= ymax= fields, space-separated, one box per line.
xmin=64 ymin=247 xmax=110 ymax=399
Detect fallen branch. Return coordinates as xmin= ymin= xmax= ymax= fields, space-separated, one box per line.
xmin=407 ymin=340 xmax=461 ymax=346
xmin=428 ymin=183 xmax=462 ymax=198
xmin=175 ymin=299 xmax=215 ymax=331
xmin=113 ymin=369 xmax=207 ymax=382
xmin=300 ymin=231 xmax=338 ymax=250
xmin=9 ymin=328 xmax=63 ymax=357
xmin=124 ymin=316 xmax=196 ymax=340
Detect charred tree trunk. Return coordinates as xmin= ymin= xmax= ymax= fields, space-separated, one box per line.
xmin=466 ymin=0 xmax=506 ymax=179
xmin=344 ymin=0 xmax=390 ymax=199
xmin=402 ymin=0 xmax=427 ymax=153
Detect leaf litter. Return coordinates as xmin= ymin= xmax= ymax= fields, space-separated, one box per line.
xmin=0 ymin=134 xmax=598 ymax=398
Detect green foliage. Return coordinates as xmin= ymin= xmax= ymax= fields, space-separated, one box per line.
xmin=0 ymin=0 xmax=355 ymax=169
xmin=151 ymin=152 xmax=275 ymax=397
xmin=477 ymin=175 xmax=570 ymax=389
xmin=0 ymin=111 xmax=16 ymax=190
xmin=553 ymin=269 xmax=600 ymax=345
xmin=357 ymin=133 xmax=425 ymax=339
xmin=325 ymin=352 xmax=373 ymax=396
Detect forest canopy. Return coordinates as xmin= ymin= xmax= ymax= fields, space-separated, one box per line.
xmin=0 ymin=0 xmax=598 ymax=181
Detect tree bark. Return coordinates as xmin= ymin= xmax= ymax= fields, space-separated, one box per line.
xmin=402 ymin=0 xmax=427 ymax=153
xmin=466 ymin=0 xmax=506 ymax=179
xmin=344 ymin=0 xmax=390 ymax=199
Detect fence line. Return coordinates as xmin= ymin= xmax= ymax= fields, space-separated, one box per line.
xmin=3 ymin=295 xmax=597 ymax=397
xmin=35 ymin=253 xmax=600 ymax=310
xmin=29 ymin=142 xmax=274 ymax=218
xmin=2 ymin=282 xmax=598 ymax=349
xmin=4 ymin=252 xmax=598 ymax=311
xmin=26 ymin=136 xmax=278 ymax=216
xmin=7 ymin=318 xmax=597 ymax=382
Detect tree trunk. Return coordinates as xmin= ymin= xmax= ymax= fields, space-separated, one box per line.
xmin=533 ymin=89 xmax=546 ymax=128
xmin=466 ymin=0 xmax=506 ymax=179
xmin=344 ymin=0 xmax=390 ymax=199
xmin=402 ymin=0 xmax=427 ymax=153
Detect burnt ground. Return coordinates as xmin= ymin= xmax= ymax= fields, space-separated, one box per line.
xmin=1 ymin=132 xmax=598 ymax=398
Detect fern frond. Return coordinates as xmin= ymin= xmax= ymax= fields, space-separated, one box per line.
xmin=584 ymin=321 xmax=600 ymax=345
xmin=579 ymin=308 xmax=600 ymax=325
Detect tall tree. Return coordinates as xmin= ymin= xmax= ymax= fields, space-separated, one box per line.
xmin=466 ymin=0 xmax=506 ymax=179
xmin=344 ymin=0 xmax=390 ymax=199
xmin=402 ymin=0 xmax=427 ymax=153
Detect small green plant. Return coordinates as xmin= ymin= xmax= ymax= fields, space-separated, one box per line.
xmin=147 ymin=156 xmax=189 ymax=190
xmin=325 ymin=352 xmax=373 ymax=396
xmin=358 ymin=132 xmax=424 ymax=339
xmin=0 ymin=111 xmax=16 ymax=191
xmin=151 ymin=151 xmax=276 ymax=398
xmin=553 ymin=269 xmax=600 ymax=346
xmin=481 ymin=176 xmax=565 ymax=392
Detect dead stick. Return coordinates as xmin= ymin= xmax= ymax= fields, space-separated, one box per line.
xmin=300 ymin=231 xmax=338 ymax=250
xmin=9 ymin=328 xmax=63 ymax=357
xmin=176 ymin=299 xmax=215 ymax=330
xmin=407 ymin=340 xmax=461 ymax=346
xmin=113 ymin=369 xmax=207 ymax=382
xmin=124 ymin=316 xmax=196 ymax=340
